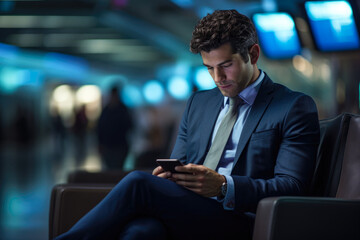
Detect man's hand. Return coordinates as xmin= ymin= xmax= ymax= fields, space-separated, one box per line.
xmin=171 ymin=164 xmax=225 ymax=197
xmin=152 ymin=166 xmax=172 ymax=179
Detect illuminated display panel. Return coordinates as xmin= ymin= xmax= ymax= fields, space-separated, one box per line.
xmin=253 ymin=12 xmax=302 ymax=59
xmin=304 ymin=1 xmax=360 ymax=51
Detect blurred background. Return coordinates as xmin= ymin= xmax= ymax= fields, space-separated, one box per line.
xmin=0 ymin=0 xmax=359 ymax=239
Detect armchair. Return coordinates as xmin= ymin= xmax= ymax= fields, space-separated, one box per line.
xmin=49 ymin=184 xmax=114 ymax=239
xmin=253 ymin=113 xmax=360 ymax=240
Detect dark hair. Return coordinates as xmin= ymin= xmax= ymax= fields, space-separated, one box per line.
xmin=190 ymin=10 xmax=258 ymax=62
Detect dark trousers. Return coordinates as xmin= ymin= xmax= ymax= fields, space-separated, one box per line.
xmin=55 ymin=171 xmax=253 ymax=240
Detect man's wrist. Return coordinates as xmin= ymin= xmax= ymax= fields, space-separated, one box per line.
xmin=218 ymin=175 xmax=227 ymax=198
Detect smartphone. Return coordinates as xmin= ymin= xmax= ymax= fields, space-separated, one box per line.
xmin=156 ymin=159 xmax=184 ymax=173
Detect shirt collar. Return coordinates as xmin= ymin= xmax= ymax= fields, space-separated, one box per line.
xmin=223 ymin=70 xmax=265 ymax=107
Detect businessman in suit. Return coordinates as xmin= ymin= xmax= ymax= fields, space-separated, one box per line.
xmin=55 ymin=10 xmax=320 ymax=240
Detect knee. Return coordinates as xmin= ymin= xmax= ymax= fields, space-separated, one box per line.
xmin=124 ymin=170 xmax=152 ymax=183
xmin=109 ymin=170 xmax=162 ymax=203
xmin=113 ymin=170 xmax=152 ymax=191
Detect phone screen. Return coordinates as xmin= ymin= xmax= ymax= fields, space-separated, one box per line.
xmin=156 ymin=159 xmax=184 ymax=173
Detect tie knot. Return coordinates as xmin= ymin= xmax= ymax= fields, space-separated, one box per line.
xmin=229 ymin=96 xmax=242 ymax=106
xmin=229 ymin=96 xmax=242 ymax=114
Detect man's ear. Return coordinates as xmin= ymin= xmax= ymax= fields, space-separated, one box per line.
xmin=249 ymin=44 xmax=260 ymax=64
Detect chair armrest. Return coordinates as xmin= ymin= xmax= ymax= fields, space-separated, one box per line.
xmin=67 ymin=170 xmax=131 ymax=184
xmin=49 ymin=184 xmax=114 ymax=239
xmin=253 ymin=196 xmax=360 ymax=240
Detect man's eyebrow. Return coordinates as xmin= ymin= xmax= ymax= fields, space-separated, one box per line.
xmin=203 ymin=59 xmax=232 ymax=67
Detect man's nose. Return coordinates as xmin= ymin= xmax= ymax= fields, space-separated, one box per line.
xmin=214 ymin=68 xmax=226 ymax=83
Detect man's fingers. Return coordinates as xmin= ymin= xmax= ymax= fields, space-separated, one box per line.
xmin=172 ymin=172 xmax=195 ymax=181
xmin=157 ymin=172 xmax=172 ymax=179
xmin=176 ymin=180 xmax=201 ymax=188
xmin=153 ymin=166 xmax=173 ymax=179
xmin=152 ymin=166 xmax=163 ymax=175
xmin=174 ymin=165 xmax=191 ymax=173
xmin=175 ymin=164 xmax=206 ymax=174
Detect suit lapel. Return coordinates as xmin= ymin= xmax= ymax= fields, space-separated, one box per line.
xmin=233 ymin=76 xmax=275 ymax=167
xmin=199 ymin=90 xmax=223 ymax=163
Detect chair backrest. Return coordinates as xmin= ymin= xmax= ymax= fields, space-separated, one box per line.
xmin=49 ymin=184 xmax=113 ymax=239
xmin=336 ymin=114 xmax=360 ymax=199
xmin=67 ymin=170 xmax=130 ymax=184
xmin=310 ymin=113 xmax=351 ymax=197
xmin=310 ymin=113 xmax=360 ymax=198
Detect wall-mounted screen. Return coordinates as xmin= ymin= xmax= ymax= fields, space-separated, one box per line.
xmin=252 ymin=12 xmax=302 ymax=59
xmin=304 ymin=0 xmax=360 ymax=51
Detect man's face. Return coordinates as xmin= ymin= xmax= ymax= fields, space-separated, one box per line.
xmin=201 ymin=43 xmax=257 ymax=97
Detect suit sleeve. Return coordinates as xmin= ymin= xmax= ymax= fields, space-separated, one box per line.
xmin=233 ymin=94 xmax=320 ymax=213
xmin=170 ymin=93 xmax=196 ymax=163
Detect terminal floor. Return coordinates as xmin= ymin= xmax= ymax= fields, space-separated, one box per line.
xmin=0 ymin=133 xmax=115 ymax=240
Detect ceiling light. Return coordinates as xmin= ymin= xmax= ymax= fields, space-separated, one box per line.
xmin=0 ymin=15 xmax=96 ymax=28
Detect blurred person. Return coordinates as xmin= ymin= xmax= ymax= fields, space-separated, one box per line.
xmin=55 ymin=10 xmax=320 ymax=239
xmin=73 ymin=104 xmax=88 ymax=163
xmin=49 ymin=106 xmax=66 ymax=155
xmin=73 ymin=104 xmax=88 ymax=137
xmin=12 ymin=104 xmax=34 ymax=146
xmin=97 ymin=86 xmax=133 ymax=170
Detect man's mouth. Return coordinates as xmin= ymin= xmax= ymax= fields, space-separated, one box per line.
xmin=218 ymin=83 xmax=232 ymax=89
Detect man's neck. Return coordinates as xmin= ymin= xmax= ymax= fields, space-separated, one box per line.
xmin=252 ymin=66 xmax=261 ymax=83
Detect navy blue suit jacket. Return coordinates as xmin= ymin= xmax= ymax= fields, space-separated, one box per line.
xmin=170 ymin=74 xmax=320 ymax=213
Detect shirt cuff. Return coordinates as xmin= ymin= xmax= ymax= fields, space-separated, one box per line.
xmin=217 ymin=175 xmax=235 ymax=210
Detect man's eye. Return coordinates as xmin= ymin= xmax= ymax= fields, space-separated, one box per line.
xmin=222 ymin=63 xmax=232 ymax=68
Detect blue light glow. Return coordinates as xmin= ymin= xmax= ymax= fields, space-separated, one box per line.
xmin=0 ymin=67 xmax=44 ymax=93
xmin=194 ymin=68 xmax=216 ymax=90
xmin=170 ymin=0 xmax=193 ymax=8
xmin=253 ymin=13 xmax=301 ymax=59
xmin=197 ymin=6 xmax=214 ymax=18
xmin=304 ymin=1 xmax=360 ymax=51
xmin=121 ymin=84 xmax=143 ymax=108
xmin=0 ymin=43 xmax=19 ymax=63
xmin=0 ymin=67 xmax=23 ymax=93
xmin=143 ymin=80 xmax=165 ymax=105
xmin=0 ymin=1 xmax=14 ymax=12
xmin=99 ymin=74 xmax=127 ymax=93
xmin=43 ymin=52 xmax=89 ymax=80
xmin=2 ymin=184 xmax=49 ymax=229
xmin=167 ymin=76 xmax=191 ymax=100
xmin=20 ymin=69 xmax=43 ymax=87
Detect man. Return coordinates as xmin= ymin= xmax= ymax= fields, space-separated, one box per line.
xmin=55 ymin=10 xmax=319 ymax=240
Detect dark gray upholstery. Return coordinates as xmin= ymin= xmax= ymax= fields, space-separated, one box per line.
xmin=310 ymin=113 xmax=351 ymax=197
xmin=336 ymin=116 xmax=360 ymax=199
xmin=49 ymin=184 xmax=113 ymax=239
